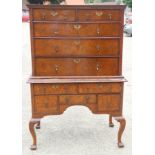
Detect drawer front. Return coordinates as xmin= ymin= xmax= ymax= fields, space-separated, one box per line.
xmin=34 ymin=95 xmax=58 ymax=113
xmin=59 ymin=95 xmax=96 ymax=105
xmin=78 ymin=10 xmax=121 ymax=21
xmin=33 ymin=84 xmax=77 ymax=95
xmin=33 ymin=9 xmax=75 ymax=21
xmin=79 ymin=83 xmax=122 ymax=94
xmin=98 ymin=94 xmax=121 ymax=112
xmin=34 ymin=39 xmax=119 ymax=57
xmin=33 ymin=23 xmax=120 ymax=37
xmin=35 ymin=58 xmax=119 ymax=76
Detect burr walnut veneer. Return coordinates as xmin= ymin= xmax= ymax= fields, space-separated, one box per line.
xmin=27 ymin=4 xmax=126 ymax=150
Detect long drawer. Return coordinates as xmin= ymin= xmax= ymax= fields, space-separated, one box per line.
xmin=33 ymin=23 xmax=120 ymax=37
xmin=34 ymin=58 xmax=119 ymax=76
xmin=34 ymin=39 xmax=119 ymax=57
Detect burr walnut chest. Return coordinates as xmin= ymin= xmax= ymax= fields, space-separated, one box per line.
xmin=27 ymin=4 xmax=127 ymax=150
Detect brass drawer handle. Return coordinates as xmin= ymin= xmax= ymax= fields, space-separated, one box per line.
xmin=55 ymin=65 xmax=59 ymax=71
xmin=96 ymin=11 xmax=103 ymax=17
xmin=52 ymin=85 xmax=59 ymax=89
xmin=73 ymin=59 xmax=81 ymax=63
xmin=42 ymin=13 xmax=45 ymax=20
xmin=96 ymin=64 xmax=100 ymax=71
xmin=54 ymin=31 xmax=59 ymax=34
xmin=54 ymin=46 xmax=59 ymax=52
xmin=51 ymin=11 xmax=58 ymax=16
xmin=85 ymin=96 xmax=89 ymax=102
xmin=108 ymin=13 xmax=112 ymax=20
xmin=74 ymin=24 xmax=81 ymax=30
xmin=74 ymin=40 xmax=80 ymax=45
xmin=96 ymin=28 xmax=100 ymax=35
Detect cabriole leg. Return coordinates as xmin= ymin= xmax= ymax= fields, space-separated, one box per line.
xmin=115 ymin=117 xmax=126 ymax=148
xmin=36 ymin=121 xmax=41 ymax=129
xmin=109 ymin=115 xmax=114 ymax=127
xmin=29 ymin=119 xmax=40 ymax=150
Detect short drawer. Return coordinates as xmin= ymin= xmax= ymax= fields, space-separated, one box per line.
xmin=34 ymin=95 xmax=58 ymax=114
xmin=33 ymin=83 xmax=78 ymax=95
xmin=35 ymin=58 xmax=119 ymax=76
xmin=34 ymin=39 xmax=119 ymax=57
xmin=78 ymin=10 xmax=121 ymax=21
xmin=79 ymin=83 xmax=122 ymax=94
xmin=33 ymin=23 xmax=120 ymax=37
xmin=59 ymin=103 xmax=97 ymax=113
xmin=59 ymin=95 xmax=96 ymax=105
xmin=33 ymin=9 xmax=75 ymax=21
xmin=98 ymin=94 xmax=121 ymax=112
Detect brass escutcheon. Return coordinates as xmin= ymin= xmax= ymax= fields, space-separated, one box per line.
xmin=73 ymin=24 xmax=81 ymax=30
xmin=54 ymin=31 xmax=59 ymax=34
xmin=96 ymin=45 xmax=100 ymax=51
xmin=51 ymin=11 xmax=58 ymax=16
xmin=55 ymin=65 xmax=59 ymax=71
xmin=54 ymin=46 xmax=59 ymax=52
xmin=74 ymin=40 xmax=80 ymax=45
xmin=96 ymin=11 xmax=103 ymax=17
xmin=96 ymin=64 xmax=100 ymax=71
xmin=52 ymin=85 xmax=59 ymax=89
xmin=73 ymin=58 xmax=81 ymax=63
xmin=96 ymin=28 xmax=100 ymax=35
